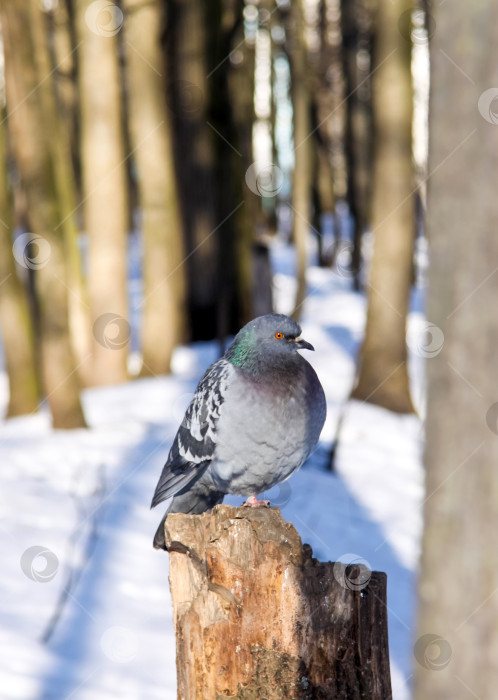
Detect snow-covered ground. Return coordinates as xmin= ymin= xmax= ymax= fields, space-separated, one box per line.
xmin=0 ymin=236 xmax=425 ymax=700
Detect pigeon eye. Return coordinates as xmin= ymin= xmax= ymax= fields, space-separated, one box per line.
xmin=275 ymin=331 xmax=284 ymax=340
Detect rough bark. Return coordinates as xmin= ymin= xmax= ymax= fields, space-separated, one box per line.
xmin=0 ymin=109 xmax=39 ymax=417
xmin=1 ymin=0 xmax=86 ymax=428
xmin=165 ymin=505 xmax=392 ymax=699
xmin=414 ymin=2 xmax=498 ymax=699
xmin=123 ymin=0 xmax=186 ymax=376
xmin=76 ymin=0 xmax=129 ymax=385
xmin=351 ymin=0 xmax=415 ymax=413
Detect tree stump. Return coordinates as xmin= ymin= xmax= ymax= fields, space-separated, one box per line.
xmin=164 ymin=505 xmax=392 ymax=699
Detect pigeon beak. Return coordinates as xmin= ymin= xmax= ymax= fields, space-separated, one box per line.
xmin=294 ymin=337 xmax=314 ymax=351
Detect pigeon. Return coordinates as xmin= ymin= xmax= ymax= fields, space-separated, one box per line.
xmin=151 ymin=313 xmax=326 ymax=549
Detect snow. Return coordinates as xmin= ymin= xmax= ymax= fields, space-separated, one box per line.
xmin=0 ymin=236 xmax=425 ymax=700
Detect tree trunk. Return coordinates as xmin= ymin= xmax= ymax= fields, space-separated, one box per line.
xmin=123 ymin=0 xmax=186 ymax=376
xmin=29 ymin=0 xmax=93 ymax=387
xmin=341 ymin=0 xmax=374 ymax=290
xmin=166 ymin=0 xmax=221 ymax=341
xmin=49 ymin=0 xmax=79 ymax=176
xmin=1 ymin=0 xmax=86 ymax=429
xmin=75 ymin=0 xmax=129 ymax=385
xmin=350 ymin=0 xmax=414 ymax=413
xmin=0 ymin=109 xmax=39 ymax=417
xmin=165 ymin=505 xmax=392 ymax=699
xmin=287 ymin=0 xmax=312 ymax=321
xmin=206 ymin=0 xmax=248 ymax=340
xmin=228 ymin=15 xmax=263 ymax=324
xmin=414 ymin=3 xmax=498 ymax=699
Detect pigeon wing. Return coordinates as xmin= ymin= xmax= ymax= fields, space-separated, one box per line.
xmin=151 ymin=358 xmax=232 ymax=508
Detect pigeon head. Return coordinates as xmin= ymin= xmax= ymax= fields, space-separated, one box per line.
xmin=225 ymin=313 xmax=314 ymax=373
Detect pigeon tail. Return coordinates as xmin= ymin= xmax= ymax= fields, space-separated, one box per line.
xmin=152 ymin=482 xmax=225 ymax=549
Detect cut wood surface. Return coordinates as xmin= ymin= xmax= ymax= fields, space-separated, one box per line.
xmin=165 ymin=505 xmax=392 ymax=699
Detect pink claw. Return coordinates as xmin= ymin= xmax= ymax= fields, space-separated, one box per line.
xmin=242 ymin=495 xmax=271 ymax=508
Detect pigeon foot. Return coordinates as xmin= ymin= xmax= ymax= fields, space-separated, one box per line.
xmin=242 ymin=495 xmax=271 ymax=508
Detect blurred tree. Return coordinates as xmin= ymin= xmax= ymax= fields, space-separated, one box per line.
xmin=284 ymin=0 xmax=312 ymax=320
xmin=0 ymin=111 xmax=39 ymax=417
xmin=341 ymin=0 xmax=374 ymax=289
xmin=1 ymin=0 xmax=86 ymax=428
xmin=48 ymin=0 xmax=79 ymax=167
xmin=415 ymin=2 xmax=498 ymax=699
xmin=123 ymin=0 xmax=186 ymax=375
xmin=207 ymin=0 xmax=252 ymax=338
xmin=166 ymin=0 xmax=227 ymax=340
xmin=351 ymin=0 xmax=414 ymax=413
xmin=309 ymin=0 xmax=342 ymax=267
xmin=166 ymin=0 xmax=251 ymax=341
xmin=29 ymin=0 xmax=93 ymax=386
xmin=228 ymin=7 xmax=266 ymax=322
xmin=75 ymin=0 xmax=129 ymax=385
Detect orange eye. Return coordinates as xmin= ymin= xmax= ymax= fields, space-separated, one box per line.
xmin=275 ymin=332 xmax=284 ymax=340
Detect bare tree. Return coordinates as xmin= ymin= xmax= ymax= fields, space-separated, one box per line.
xmin=414 ymin=3 xmax=498 ymax=699
xmin=1 ymin=0 xmax=86 ymax=428
xmin=309 ymin=0 xmax=343 ymax=266
xmin=351 ymin=0 xmax=414 ymax=413
xmin=75 ymin=0 xmax=129 ymax=385
xmin=123 ymin=0 xmax=186 ymax=376
xmin=166 ymin=0 xmax=226 ymax=340
xmin=166 ymin=0 xmax=252 ymax=340
xmin=0 ymin=109 xmax=39 ymax=417
xmin=340 ymin=0 xmax=374 ymax=289
xmin=285 ymin=0 xmax=313 ymax=320
xmin=29 ymin=0 xmax=92 ymax=386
